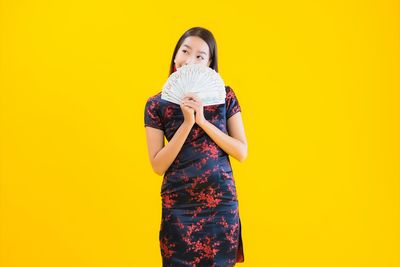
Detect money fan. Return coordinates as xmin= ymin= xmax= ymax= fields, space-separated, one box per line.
xmin=161 ymin=64 xmax=226 ymax=106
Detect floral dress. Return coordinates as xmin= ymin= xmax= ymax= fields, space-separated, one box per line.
xmin=144 ymin=85 xmax=245 ymax=267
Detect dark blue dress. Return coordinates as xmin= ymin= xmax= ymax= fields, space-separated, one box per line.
xmin=144 ymin=86 xmax=245 ymax=267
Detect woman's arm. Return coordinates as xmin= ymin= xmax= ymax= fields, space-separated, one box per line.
xmin=145 ymin=102 xmax=196 ymax=176
xmin=182 ymin=93 xmax=248 ymax=162
xmin=145 ymin=121 xmax=193 ymax=176
xmin=198 ymin=112 xmax=248 ymax=162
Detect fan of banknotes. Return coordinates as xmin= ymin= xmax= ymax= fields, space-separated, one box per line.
xmin=161 ymin=63 xmax=226 ymax=106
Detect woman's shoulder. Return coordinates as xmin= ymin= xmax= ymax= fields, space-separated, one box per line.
xmin=224 ymin=85 xmax=239 ymax=100
xmin=225 ymin=85 xmax=239 ymax=94
xmin=146 ymin=91 xmax=162 ymax=103
xmin=144 ymin=91 xmax=176 ymax=113
xmin=144 ymin=92 xmax=163 ymax=114
xmin=225 ymin=85 xmax=232 ymax=92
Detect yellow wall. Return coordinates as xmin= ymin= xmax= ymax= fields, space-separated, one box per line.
xmin=1 ymin=0 xmax=399 ymax=266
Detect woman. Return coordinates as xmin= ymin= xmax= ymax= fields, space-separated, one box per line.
xmin=144 ymin=26 xmax=247 ymax=267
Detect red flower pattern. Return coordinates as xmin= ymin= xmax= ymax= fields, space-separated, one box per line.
xmin=145 ymin=86 xmax=244 ymax=266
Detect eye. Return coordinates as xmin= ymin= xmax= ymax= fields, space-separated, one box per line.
xmin=182 ymin=49 xmax=188 ymax=53
xmin=197 ymin=56 xmax=204 ymax=60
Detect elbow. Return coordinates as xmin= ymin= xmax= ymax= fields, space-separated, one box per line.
xmin=237 ymin=152 xmax=247 ymax=162
xmin=237 ymin=144 xmax=248 ymax=162
xmin=152 ymin=166 xmax=165 ymax=176
xmin=150 ymin=161 xmax=165 ymax=176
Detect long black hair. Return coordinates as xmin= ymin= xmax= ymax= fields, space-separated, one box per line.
xmin=169 ymin=27 xmax=218 ymax=76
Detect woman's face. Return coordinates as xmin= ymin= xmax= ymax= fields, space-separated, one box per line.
xmin=174 ymin=36 xmax=211 ymax=69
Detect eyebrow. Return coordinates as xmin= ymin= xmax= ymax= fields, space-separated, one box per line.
xmin=182 ymin=44 xmax=207 ymax=55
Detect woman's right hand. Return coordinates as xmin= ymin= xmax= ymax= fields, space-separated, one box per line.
xmin=180 ymin=102 xmax=195 ymax=126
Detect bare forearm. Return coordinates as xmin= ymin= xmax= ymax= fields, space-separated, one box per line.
xmin=198 ymin=120 xmax=247 ymax=162
xmin=152 ymin=122 xmax=193 ymax=175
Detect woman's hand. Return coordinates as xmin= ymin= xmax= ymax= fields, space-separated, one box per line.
xmin=180 ymin=100 xmax=195 ymax=126
xmin=181 ymin=93 xmax=206 ymax=126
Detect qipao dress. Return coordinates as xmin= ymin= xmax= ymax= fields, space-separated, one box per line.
xmin=144 ymin=85 xmax=245 ymax=267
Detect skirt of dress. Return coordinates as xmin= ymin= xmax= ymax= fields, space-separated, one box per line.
xmin=159 ymin=201 xmax=244 ymax=267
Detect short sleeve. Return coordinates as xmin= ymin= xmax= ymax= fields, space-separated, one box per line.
xmin=144 ymin=97 xmax=164 ymax=131
xmin=226 ymin=86 xmax=242 ymax=119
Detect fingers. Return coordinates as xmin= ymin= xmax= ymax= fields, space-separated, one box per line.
xmin=180 ymin=103 xmax=193 ymax=110
xmin=183 ymin=92 xmax=196 ymax=98
xmin=183 ymin=96 xmax=200 ymax=103
xmin=182 ymin=100 xmax=199 ymax=111
xmin=180 ymin=103 xmax=194 ymax=113
xmin=183 ymin=93 xmax=202 ymax=104
xmin=181 ymin=93 xmax=203 ymax=114
xmin=182 ymin=98 xmax=203 ymax=107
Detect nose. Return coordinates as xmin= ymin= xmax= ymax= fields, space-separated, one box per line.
xmin=184 ymin=57 xmax=195 ymax=65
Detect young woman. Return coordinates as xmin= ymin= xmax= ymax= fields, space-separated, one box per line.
xmin=144 ymin=26 xmax=247 ymax=267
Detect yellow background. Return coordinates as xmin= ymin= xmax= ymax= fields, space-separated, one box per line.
xmin=1 ymin=0 xmax=399 ymax=266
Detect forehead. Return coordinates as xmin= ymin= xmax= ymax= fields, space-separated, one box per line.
xmin=181 ymin=36 xmax=209 ymax=54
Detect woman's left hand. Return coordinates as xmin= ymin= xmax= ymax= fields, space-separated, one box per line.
xmin=181 ymin=93 xmax=206 ymax=126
